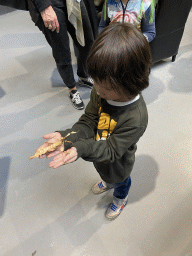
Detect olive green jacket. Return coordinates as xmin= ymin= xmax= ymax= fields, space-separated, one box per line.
xmin=59 ymin=87 xmax=148 ymax=184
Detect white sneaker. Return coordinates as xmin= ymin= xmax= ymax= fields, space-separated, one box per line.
xmin=69 ymin=90 xmax=84 ymax=110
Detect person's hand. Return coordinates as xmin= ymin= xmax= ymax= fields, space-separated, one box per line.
xmin=49 ymin=147 xmax=78 ymax=169
xmin=37 ymin=132 xmax=63 ymax=159
xmin=41 ymin=5 xmax=59 ymax=33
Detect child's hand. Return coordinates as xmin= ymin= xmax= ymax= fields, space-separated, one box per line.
xmin=49 ymin=147 xmax=78 ymax=169
xmin=37 ymin=132 xmax=63 ymax=159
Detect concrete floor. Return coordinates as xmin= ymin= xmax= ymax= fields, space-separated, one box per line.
xmin=0 ymin=6 xmax=192 ymax=256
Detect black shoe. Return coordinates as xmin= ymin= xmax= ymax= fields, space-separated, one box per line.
xmin=78 ymin=77 xmax=94 ymax=89
xmin=69 ymin=90 xmax=84 ymax=110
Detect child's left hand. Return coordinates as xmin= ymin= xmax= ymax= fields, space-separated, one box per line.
xmin=49 ymin=147 xmax=78 ymax=169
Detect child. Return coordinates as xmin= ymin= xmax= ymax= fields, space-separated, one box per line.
xmin=98 ymin=0 xmax=156 ymax=42
xmin=37 ymin=22 xmax=151 ymax=220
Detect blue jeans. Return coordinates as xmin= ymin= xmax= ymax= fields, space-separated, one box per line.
xmin=106 ymin=176 xmax=131 ymax=199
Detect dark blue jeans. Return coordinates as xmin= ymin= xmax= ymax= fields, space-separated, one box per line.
xmin=107 ymin=177 xmax=131 ymax=199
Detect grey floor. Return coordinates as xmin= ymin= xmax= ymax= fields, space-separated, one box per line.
xmin=0 ymin=6 xmax=192 ymax=256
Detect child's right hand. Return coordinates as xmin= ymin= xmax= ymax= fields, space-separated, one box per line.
xmin=37 ymin=132 xmax=64 ymax=159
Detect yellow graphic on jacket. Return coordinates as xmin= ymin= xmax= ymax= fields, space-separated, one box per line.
xmin=96 ymin=109 xmax=117 ymax=141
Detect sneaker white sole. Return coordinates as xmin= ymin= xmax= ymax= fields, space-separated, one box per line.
xmin=71 ymin=103 xmax=84 ymax=110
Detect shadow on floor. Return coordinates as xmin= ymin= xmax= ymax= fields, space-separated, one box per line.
xmin=0 ymin=86 xmax=5 ymax=99
xmin=2 ymin=154 xmax=158 ymax=256
xmin=0 ymin=5 xmax=16 ymax=15
xmin=128 ymin=154 xmax=159 ymax=204
xmin=0 ymin=156 xmax=11 ymax=217
xmin=0 ymin=90 xmax=73 ymax=140
xmin=50 ymin=68 xmax=64 ymax=88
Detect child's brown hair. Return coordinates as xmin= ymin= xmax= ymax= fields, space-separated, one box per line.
xmin=87 ymin=22 xmax=151 ymax=98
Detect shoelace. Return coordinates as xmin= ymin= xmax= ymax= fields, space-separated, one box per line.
xmin=87 ymin=77 xmax=94 ymax=84
xmin=72 ymin=92 xmax=82 ymax=104
xmin=98 ymin=181 xmax=105 ymax=188
xmin=110 ymin=204 xmax=118 ymax=211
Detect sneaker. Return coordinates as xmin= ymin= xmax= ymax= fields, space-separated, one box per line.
xmin=69 ymin=90 xmax=84 ymax=110
xmin=78 ymin=77 xmax=94 ymax=89
xmin=91 ymin=181 xmax=111 ymax=194
xmin=105 ymin=195 xmax=128 ymax=220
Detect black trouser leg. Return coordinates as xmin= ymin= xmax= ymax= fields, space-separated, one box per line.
xmin=36 ymin=5 xmax=76 ymax=89
xmin=68 ymin=0 xmax=94 ymax=78
xmin=35 ymin=2 xmax=94 ymax=87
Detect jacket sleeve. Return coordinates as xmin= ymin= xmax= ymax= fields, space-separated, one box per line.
xmin=34 ymin=0 xmax=52 ymax=12
xmin=142 ymin=5 xmax=156 ymax=42
xmin=73 ymin=121 xmax=146 ymax=163
xmin=57 ymin=88 xmax=100 ymax=150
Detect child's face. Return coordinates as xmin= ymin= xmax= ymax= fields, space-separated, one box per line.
xmin=94 ymin=80 xmax=130 ymax=102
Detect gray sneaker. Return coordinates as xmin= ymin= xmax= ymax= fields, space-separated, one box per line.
xmin=105 ymin=195 xmax=128 ymax=220
xmin=69 ymin=90 xmax=84 ymax=110
xmin=91 ymin=180 xmax=112 ymax=194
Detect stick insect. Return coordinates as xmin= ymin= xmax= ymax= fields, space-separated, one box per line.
xmin=29 ymin=132 xmax=76 ymax=159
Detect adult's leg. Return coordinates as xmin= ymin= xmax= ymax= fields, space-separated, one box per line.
xmin=36 ymin=5 xmax=76 ymax=89
xmin=67 ymin=0 xmax=94 ymax=78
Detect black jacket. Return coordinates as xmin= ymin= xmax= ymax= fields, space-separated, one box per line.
xmin=0 ymin=0 xmax=98 ymax=39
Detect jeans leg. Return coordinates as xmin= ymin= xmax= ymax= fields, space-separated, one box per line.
xmin=113 ymin=177 xmax=132 ymax=199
